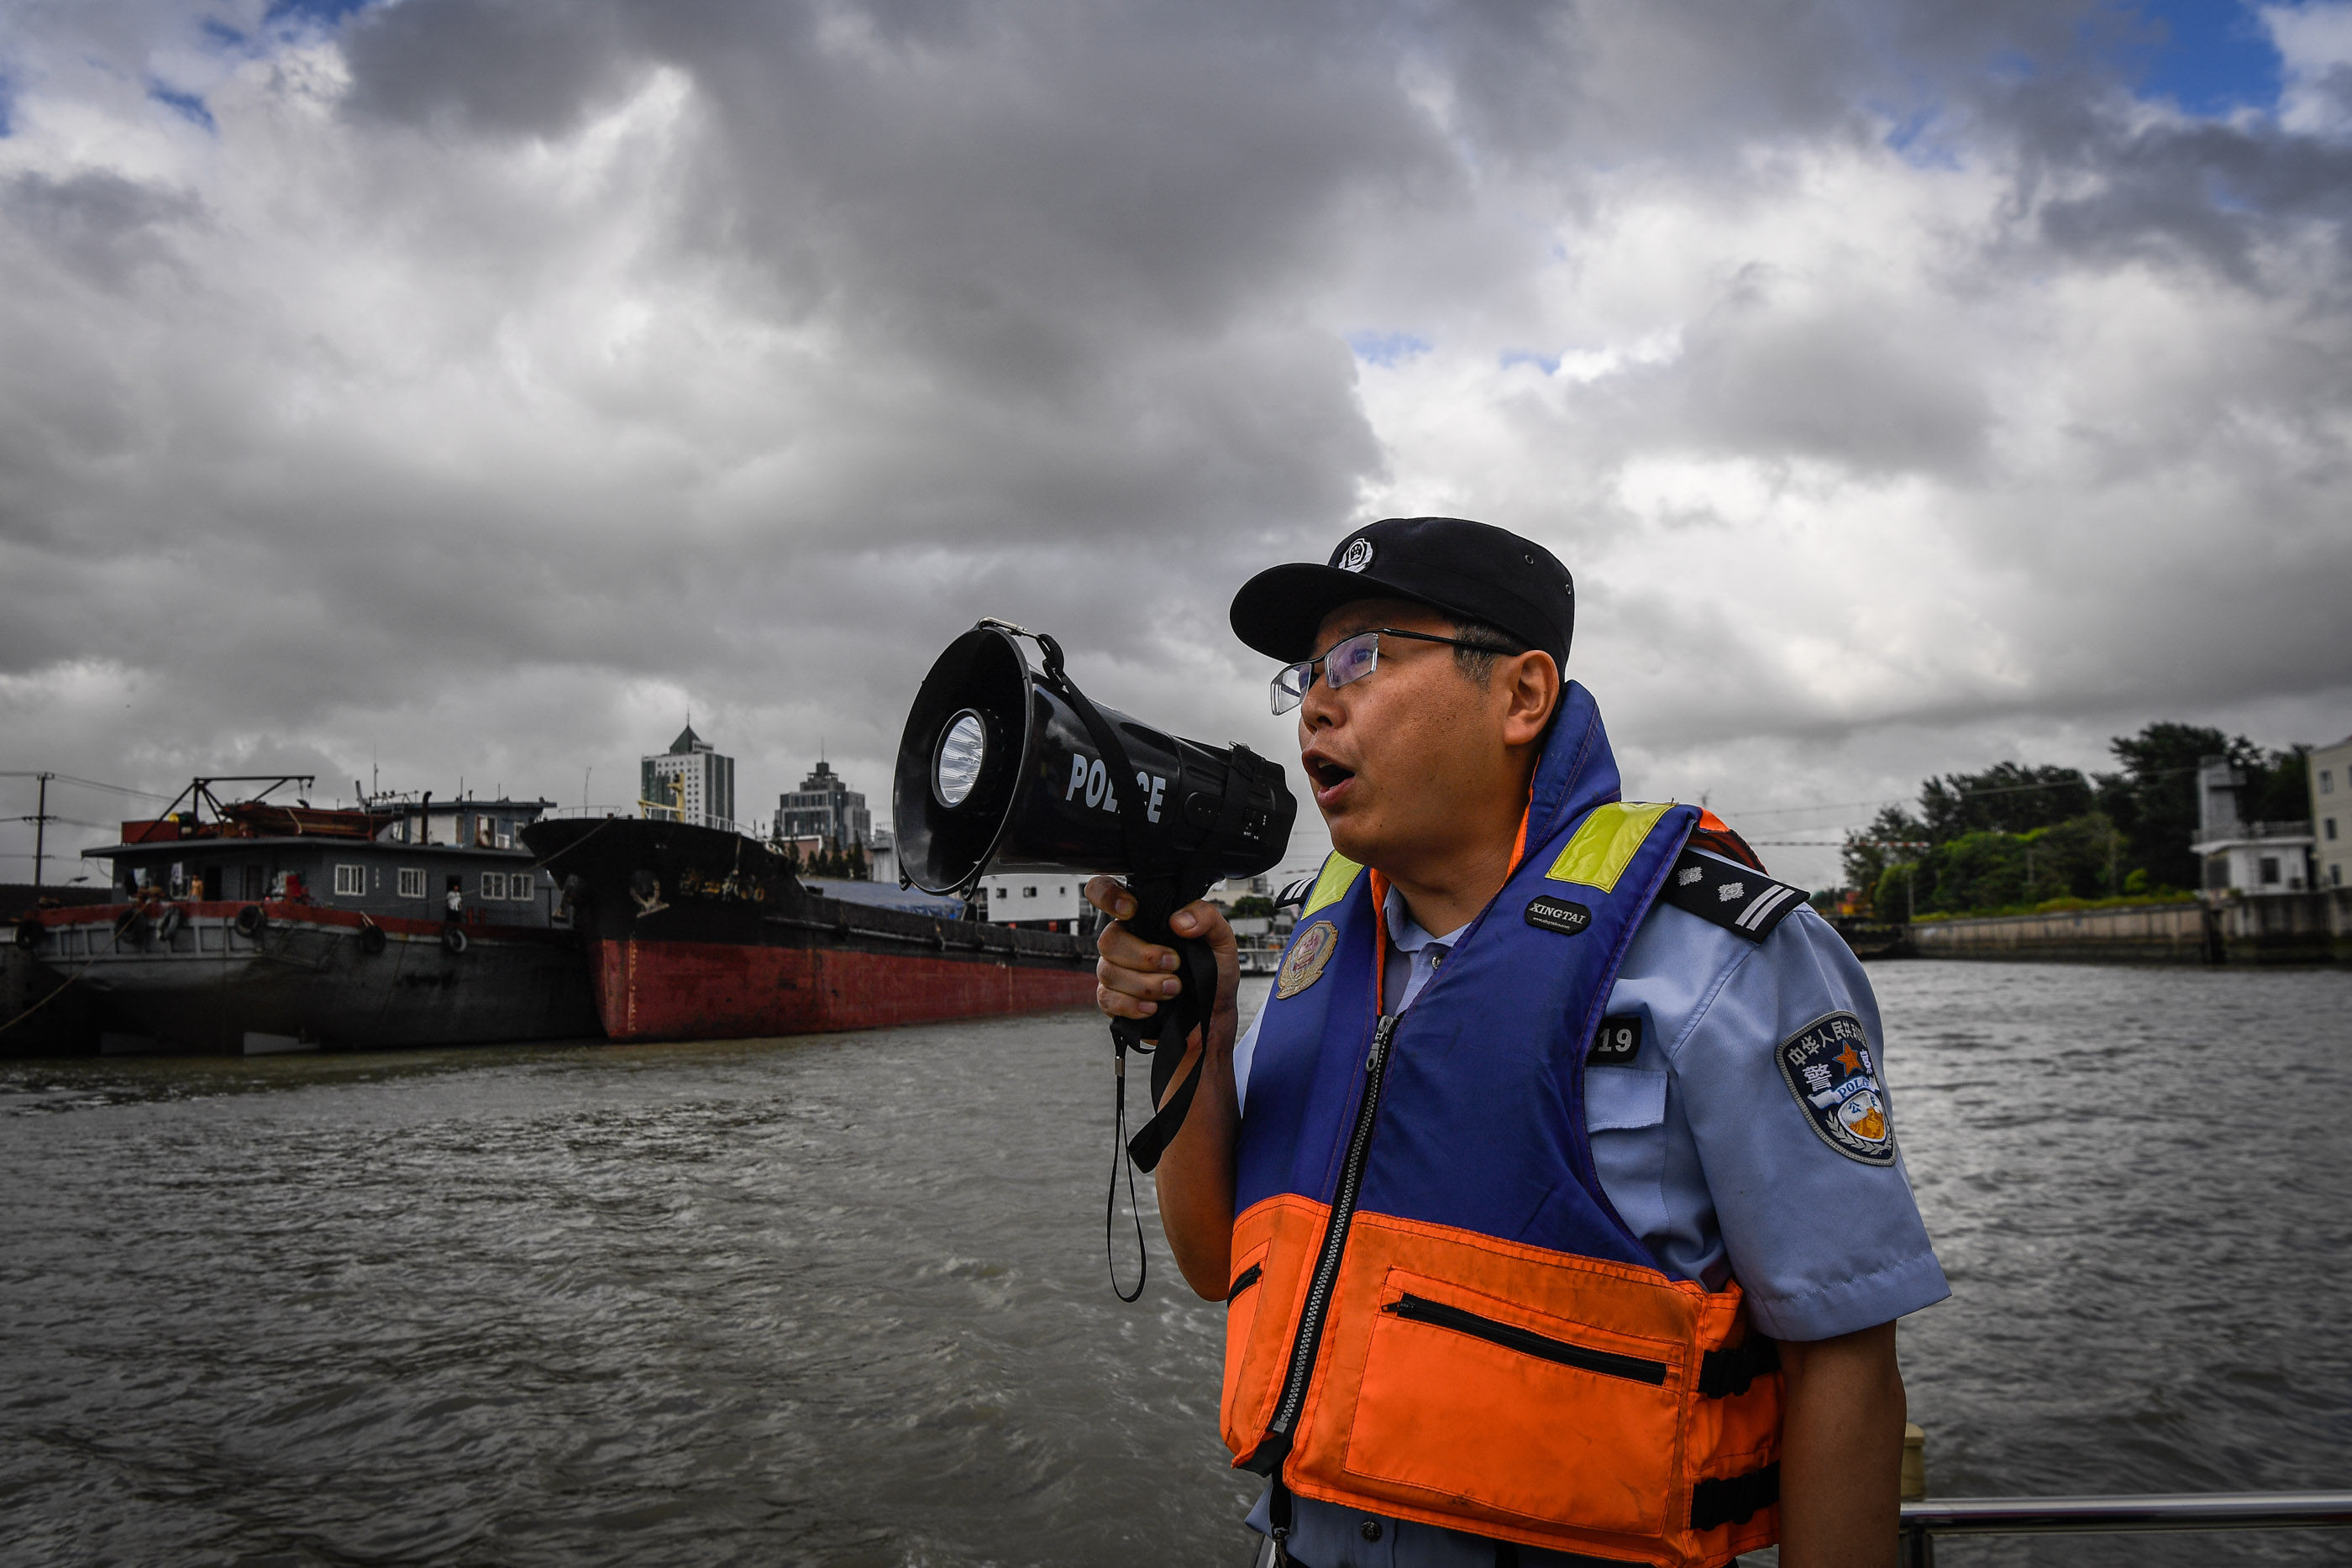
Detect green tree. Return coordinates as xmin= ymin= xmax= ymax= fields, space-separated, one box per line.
xmin=1841 ymin=805 xmax=1929 ymax=897
xmin=1919 ymin=763 xmax=2092 ymax=842
xmin=2248 ymin=745 xmax=2310 ymax=825
xmin=2094 ymin=721 xmax=2244 ymax=892
xmin=1872 ymin=861 xmax=1918 ymax=922
xmin=1230 ymin=894 xmax=1275 ymax=920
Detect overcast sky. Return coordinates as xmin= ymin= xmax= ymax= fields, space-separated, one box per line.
xmin=3 ymin=0 xmax=2349 ymax=891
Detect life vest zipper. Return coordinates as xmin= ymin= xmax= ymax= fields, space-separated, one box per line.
xmin=1226 ymin=1263 xmax=1263 ymax=1303
xmin=1250 ymin=1012 xmax=1399 ymax=1467
xmin=1381 ymin=1293 xmax=1668 ymax=1385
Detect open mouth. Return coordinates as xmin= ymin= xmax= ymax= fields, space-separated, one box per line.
xmin=1305 ymin=756 xmax=1356 ymax=796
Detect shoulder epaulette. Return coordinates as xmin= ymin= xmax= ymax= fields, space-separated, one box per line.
xmin=1659 ymin=848 xmax=1808 ymax=943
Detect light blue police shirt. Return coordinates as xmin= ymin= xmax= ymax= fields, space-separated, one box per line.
xmin=1228 ymin=853 xmax=1950 ymax=1568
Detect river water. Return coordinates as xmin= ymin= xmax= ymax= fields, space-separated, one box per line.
xmin=2 ymin=960 xmax=2347 ymax=1567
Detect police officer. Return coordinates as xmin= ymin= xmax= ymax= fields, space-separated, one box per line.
xmin=1090 ymin=517 xmax=1946 ymax=1568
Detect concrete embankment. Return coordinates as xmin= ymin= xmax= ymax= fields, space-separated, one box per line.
xmin=1909 ymin=891 xmax=2349 ymax=966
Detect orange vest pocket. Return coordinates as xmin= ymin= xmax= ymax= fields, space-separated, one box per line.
xmin=1221 ymin=1196 xmax=1331 ymax=1459
xmin=1220 ymin=1239 xmax=1272 ymax=1434
xmin=1340 ymin=1270 xmax=1683 ymax=1538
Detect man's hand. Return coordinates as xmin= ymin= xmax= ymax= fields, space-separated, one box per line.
xmin=1086 ymin=877 xmax=1244 ymax=1298
xmin=1777 ymin=1321 xmax=1907 ymax=1568
xmin=1086 ymin=876 xmax=1242 ymax=1035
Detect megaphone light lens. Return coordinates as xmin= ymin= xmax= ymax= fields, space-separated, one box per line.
xmin=933 ymin=711 xmax=988 ymax=807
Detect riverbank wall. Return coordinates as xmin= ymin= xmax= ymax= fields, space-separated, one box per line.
xmin=1908 ymin=891 xmax=2349 ymax=966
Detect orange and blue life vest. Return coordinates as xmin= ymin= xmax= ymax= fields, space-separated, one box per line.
xmin=1222 ymin=682 xmax=1783 ymax=1566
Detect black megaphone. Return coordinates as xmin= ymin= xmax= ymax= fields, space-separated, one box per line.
xmin=894 ymin=619 xmax=1296 ymax=1176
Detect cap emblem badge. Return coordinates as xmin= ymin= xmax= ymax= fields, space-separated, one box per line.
xmin=1338 ymin=538 xmax=1374 ymax=572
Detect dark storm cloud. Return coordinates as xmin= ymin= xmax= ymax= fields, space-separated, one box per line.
xmin=0 ymin=0 xmax=2348 ymax=884
xmin=2001 ymin=85 xmax=2352 ymax=283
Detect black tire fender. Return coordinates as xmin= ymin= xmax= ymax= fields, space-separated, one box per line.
xmin=113 ymin=907 xmax=148 ymax=949
xmin=13 ymin=918 xmax=40 ymax=950
xmin=442 ymin=926 xmax=468 ymax=955
xmin=156 ymin=905 xmax=186 ymax=942
xmin=234 ymin=905 xmax=267 ymax=939
xmin=358 ymin=921 xmax=387 ymax=956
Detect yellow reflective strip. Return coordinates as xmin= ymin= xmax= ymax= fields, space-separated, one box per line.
xmin=1544 ymin=801 xmax=1676 ymax=892
xmin=1299 ymin=852 xmax=1364 ymax=916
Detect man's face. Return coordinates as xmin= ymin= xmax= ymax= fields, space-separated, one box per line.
xmin=1295 ymin=598 xmax=1524 ymax=868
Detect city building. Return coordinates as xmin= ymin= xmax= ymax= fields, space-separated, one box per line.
xmin=867 ymin=826 xmax=897 ymax=886
xmin=777 ymin=761 xmax=870 ymax=850
xmin=642 ymin=724 xmax=737 ymax=831
xmin=2189 ymin=754 xmax=2313 ymax=895
xmin=2310 ymin=733 xmax=2352 ymax=891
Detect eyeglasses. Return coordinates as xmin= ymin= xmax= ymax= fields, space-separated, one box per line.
xmin=1269 ymin=627 xmax=1499 ymax=715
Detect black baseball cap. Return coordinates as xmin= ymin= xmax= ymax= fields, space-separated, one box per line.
xmin=1228 ymin=517 xmax=1575 ymax=666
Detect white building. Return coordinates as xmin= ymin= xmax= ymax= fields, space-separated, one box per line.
xmin=642 ymin=724 xmax=737 ymax=831
xmin=2190 ymin=755 xmax=2313 ymax=896
xmin=976 ymin=873 xmax=1084 ymax=929
xmin=2311 ymin=734 xmax=2352 ymax=892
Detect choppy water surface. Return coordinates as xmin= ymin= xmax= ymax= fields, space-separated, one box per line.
xmin=3 ymin=961 xmax=2348 ymax=1567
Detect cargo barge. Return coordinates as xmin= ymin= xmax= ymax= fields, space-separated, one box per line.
xmin=521 ymin=815 xmax=1097 ymax=1042
xmin=13 ymin=777 xmax=598 ymax=1052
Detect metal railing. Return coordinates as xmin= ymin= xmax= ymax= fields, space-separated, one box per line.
xmin=1898 ymin=1490 xmax=2352 ymax=1565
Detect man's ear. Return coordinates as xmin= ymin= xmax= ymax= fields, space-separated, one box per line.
xmin=1499 ymin=651 xmax=1559 ymax=747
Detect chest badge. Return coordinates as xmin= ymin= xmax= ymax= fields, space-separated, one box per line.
xmin=1775 ymin=1010 xmax=1897 ymax=1166
xmin=1276 ymin=920 xmax=1340 ymax=999
xmin=1524 ymin=895 xmax=1592 ymax=937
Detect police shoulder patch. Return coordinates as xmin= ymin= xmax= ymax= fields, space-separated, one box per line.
xmin=1775 ymin=1010 xmax=1896 ymax=1167
xmin=1659 ymin=849 xmax=1807 ymax=943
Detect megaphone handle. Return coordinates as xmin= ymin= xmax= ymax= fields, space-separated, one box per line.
xmin=1112 ymin=874 xmax=1218 ymax=1174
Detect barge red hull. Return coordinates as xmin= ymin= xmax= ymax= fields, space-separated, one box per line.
xmin=524 ymin=816 xmax=1098 ymax=1044
xmin=594 ymin=938 xmax=1097 ymax=1041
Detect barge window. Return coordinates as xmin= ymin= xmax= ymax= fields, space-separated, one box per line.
xmin=481 ymin=871 xmax=508 ymax=899
xmin=512 ymin=871 xmax=535 ymax=901
xmin=397 ymin=868 xmax=426 ymax=899
xmin=333 ymin=864 xmax=365 ymax=897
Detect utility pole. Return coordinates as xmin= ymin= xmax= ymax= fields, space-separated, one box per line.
xmin=32 ymin=771 xmax=51 ymax=889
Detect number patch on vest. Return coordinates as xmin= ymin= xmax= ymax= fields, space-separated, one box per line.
xmin=1523 ymin=895 xmax=1592 ymax=937
xmin=1775 ymin=1010 xmax=1896 ymax=1166
xmin=1588 ymin=1015 xmax=1641 ymax=1065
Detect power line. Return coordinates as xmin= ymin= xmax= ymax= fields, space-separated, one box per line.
xmin=0 ymin=772 xmax=173 ymax=801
